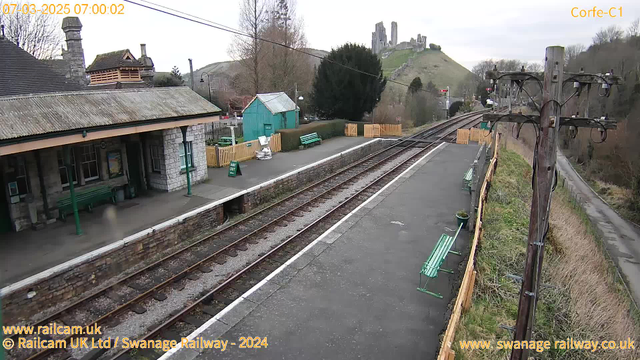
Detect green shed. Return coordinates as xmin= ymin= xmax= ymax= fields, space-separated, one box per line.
xmin=242 ymin=92 xmax=298 ymax=141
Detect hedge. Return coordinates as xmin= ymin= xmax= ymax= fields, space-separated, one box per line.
xmin=278 ymin=120 xmax=346 ymax=151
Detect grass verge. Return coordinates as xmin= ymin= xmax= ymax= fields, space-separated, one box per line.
xmin=452 ymin=149 xmax=639 ymax=360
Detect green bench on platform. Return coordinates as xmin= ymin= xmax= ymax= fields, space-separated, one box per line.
xmin=218 ymin=137 xmax=233 ymax=147
xmin=56 ymin=185 xmax=116 ymax=221
xmin=300 ymin=132 xmax=322 ymax=147
xmin=462 ymin=167 xmax=473 ymax=192
xmin=417 ymin=223 xmax=463 ymax=298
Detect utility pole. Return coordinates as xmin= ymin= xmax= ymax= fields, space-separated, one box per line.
xmin=188 ymin=58 xmax=195 ymax=91
xmin=510 ymin=46 xmax=563 ymax=360
xmin=482 ymin=46 xmax=621 ymax=360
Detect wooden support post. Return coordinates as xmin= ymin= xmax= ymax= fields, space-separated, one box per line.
xmin=510 ymin=46 xmax=564 ymax=360
xmin=446 ymin=349 xmax=455 ymax=360
xmin=463 ymin=270 xmax=477 ymax=312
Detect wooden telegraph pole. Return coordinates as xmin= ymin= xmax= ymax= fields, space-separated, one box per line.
xmin=482 ymin=46 xmax=621 ymax=360
xmin=510 ymin=46 xmax=563 ymax=360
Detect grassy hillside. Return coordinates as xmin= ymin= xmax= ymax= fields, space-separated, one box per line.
xmin=381 ymin=48 xmax=471 ymax=94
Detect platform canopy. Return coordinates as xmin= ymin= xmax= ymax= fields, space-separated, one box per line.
xmin=0 ymin=87 xmax=222 ymax=155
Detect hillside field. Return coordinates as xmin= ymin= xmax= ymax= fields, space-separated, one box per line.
xmin=381 ymin=48 xmax=472 ymax=95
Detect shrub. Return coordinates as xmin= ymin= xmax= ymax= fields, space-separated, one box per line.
xmin=278 ymin=119 xmax=346 ymax=151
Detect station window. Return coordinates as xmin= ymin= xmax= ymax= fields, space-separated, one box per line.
xmin=150 ymin=145 xmax=163 ymax=173
xmin=57 ymin=150 xmax=78 ymax=187
xmin=6 ymin=156 xmax=30 ymax=200
xmin=179 ymin=142 xmax=193 ymax=170
xmin=80 ymin=145 xmax=100 ymax=181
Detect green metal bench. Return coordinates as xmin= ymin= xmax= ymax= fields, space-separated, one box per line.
xmin=417 ymin=223 xmax=463 ymax=298
xmin=218 ymin=137 xmax=233 ymax=147
xmin=462 ymin=167 xmax=473 ymax=192
xmin=56 ymin=185 xmax=116 ymax=221
xmin=300 ymin=132 xmax=322 ymax=147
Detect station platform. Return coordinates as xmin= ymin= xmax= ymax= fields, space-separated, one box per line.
xmin=0 ymin=137 xmax=372 ymax=288
xmin=166 ymin=143 xmax=480 ymax=360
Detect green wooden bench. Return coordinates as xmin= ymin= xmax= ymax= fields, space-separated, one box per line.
xmin=417 ymin=223 xmax=463 ymax=298
xmin=462 ymin=167 xmax=473 ymax=192
xmin=300 ymin=132 xmax=322 ymax=147
xmin=56 ymin=185 xmax=116 ymax=221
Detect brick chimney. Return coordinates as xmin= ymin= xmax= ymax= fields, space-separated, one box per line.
xmin=138 ymin=43 xmax=155 ymax=87
xmin=61 ymin=17 xmax=88 ymax=85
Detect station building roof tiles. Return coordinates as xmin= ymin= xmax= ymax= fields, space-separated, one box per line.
xmin=0 ymin=87 xmax=221 ymax=142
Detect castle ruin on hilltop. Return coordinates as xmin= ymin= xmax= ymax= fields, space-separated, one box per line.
xmin=371 ymin=21 xmax=427 ymax=55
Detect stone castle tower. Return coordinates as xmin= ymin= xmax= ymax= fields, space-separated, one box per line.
xmin=61 ymin=17 xmax=88 ymax=86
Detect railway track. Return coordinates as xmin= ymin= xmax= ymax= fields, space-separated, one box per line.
xmin=8 ymin=111 xmax=485 ymax=360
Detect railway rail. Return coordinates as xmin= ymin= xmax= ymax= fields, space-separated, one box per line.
xmin=8 ymin=111 xmax=486 ymax=360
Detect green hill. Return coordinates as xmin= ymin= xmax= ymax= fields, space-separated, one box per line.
xmin=381 ymin=48 xmax=471 ymax=95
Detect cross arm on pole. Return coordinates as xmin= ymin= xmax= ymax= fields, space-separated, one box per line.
xmin=482 ymin=113 xmax=617 ymax=129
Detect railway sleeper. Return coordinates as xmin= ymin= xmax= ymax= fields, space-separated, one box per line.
xmin=130 ymin=303 xmax=147 ymax=314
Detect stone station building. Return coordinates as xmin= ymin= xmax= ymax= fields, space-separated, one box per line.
xmin=0 ymin=87 xmax=221 ymax=233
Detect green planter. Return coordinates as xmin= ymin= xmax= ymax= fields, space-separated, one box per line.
xmin=456 ymin=213 xmax=469 ymax=229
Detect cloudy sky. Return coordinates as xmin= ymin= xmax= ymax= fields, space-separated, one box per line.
xmin=25 ymin=0 xmax=639 ymax=72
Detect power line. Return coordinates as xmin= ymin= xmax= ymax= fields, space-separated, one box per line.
xmin=123 ymin=0 xmax=420 ymax=91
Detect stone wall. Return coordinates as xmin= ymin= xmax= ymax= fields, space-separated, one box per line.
xmin=162 ymin=125 xmax=208 ymax=192
xmin=2 ymin=203 xmax=224 ymax=324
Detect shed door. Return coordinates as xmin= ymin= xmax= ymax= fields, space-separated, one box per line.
xmin=264 ymin=124 xmax=273 ymax=137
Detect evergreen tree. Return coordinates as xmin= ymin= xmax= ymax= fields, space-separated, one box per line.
xmin=155 ymin=66 xmax=184 ymax=87
xmin=312 ymin=43 xmax=386 ymax=120
xmin=408 ymin=77 xmax=423 ymax=94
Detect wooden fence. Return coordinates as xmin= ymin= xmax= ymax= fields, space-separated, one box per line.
xmin=345 ymin=123 xmax=358 ymax=137
xmin=379 ymin=124 xmax=402 ymax=136
xmin=470 ymin=128 xmax=491 ymax=144
xmin=456 ymin=129 xmax=470 ymax=144
xmin=437 ymin=133 xmax=500 ymax=360
xmin=364 ymin=124 xmax=403 ymax=138
xmin=364 ymin=124 xmax=380 ymax=138
xmin=206 ymin=133 xmax=282 ymax=167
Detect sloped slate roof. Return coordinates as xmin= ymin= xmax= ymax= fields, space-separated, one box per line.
xmin=244 ymin=92 xmax=297 ymax=115
xmin=0 ymin=37 xmax=85 ymax=96
xmin=40 ymin=59 xmax=70 ymax=76
xmin=0 ymin=87 xmax=221 ymax=141
xmin=86 ymin=49 xmax=143 ymax=72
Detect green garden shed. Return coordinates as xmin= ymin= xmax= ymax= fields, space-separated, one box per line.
xmin=242 ymin=92 xmax=298 ymax=141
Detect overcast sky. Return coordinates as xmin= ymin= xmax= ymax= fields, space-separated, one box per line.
xmin=29 ymin=0 xmax=639 ymax=72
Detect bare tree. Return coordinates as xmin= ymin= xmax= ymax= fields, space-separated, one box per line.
xmin=627 ymin=18 xmax=640 ymax=38
xmin=564 ymin=44 xmax=585 ymax=66
xmin=0 ymin=1 xmax=63 ymax=59
xmin=472 ymin=59 xmax=495 ymax=79
xmin=593 ymin=25 xmax=624 ymax=45
xmin=228 ymin=0 xmax=267 ymax=95
xmin=261 ymin=0 xmax=309 ymax=94
xmin=526 ymin=62 xmax=543 ymax=72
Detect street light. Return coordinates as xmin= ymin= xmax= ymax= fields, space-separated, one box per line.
xmin=199 ymin=72 xmax=212 ymax=103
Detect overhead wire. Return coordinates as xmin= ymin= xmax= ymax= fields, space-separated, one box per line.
xmin=124 ymin=0 xmax=432 ymax=94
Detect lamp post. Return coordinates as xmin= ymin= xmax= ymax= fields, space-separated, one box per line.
xmin=294 ymin=82 xmax=304 ymax=127
xmin=200 ymin=72 xmax=212 ymax=103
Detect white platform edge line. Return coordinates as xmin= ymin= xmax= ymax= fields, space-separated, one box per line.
xmin=1 ymin=139 xmax=384 ymax=297
xmin=157 ymin=142 xmax=447 ymax=360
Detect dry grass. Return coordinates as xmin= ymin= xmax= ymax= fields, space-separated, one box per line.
xmin=548 ymin=190 xmax=639 ymax=359
xmin=454 ymin=135 xmax=639 ymax=359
